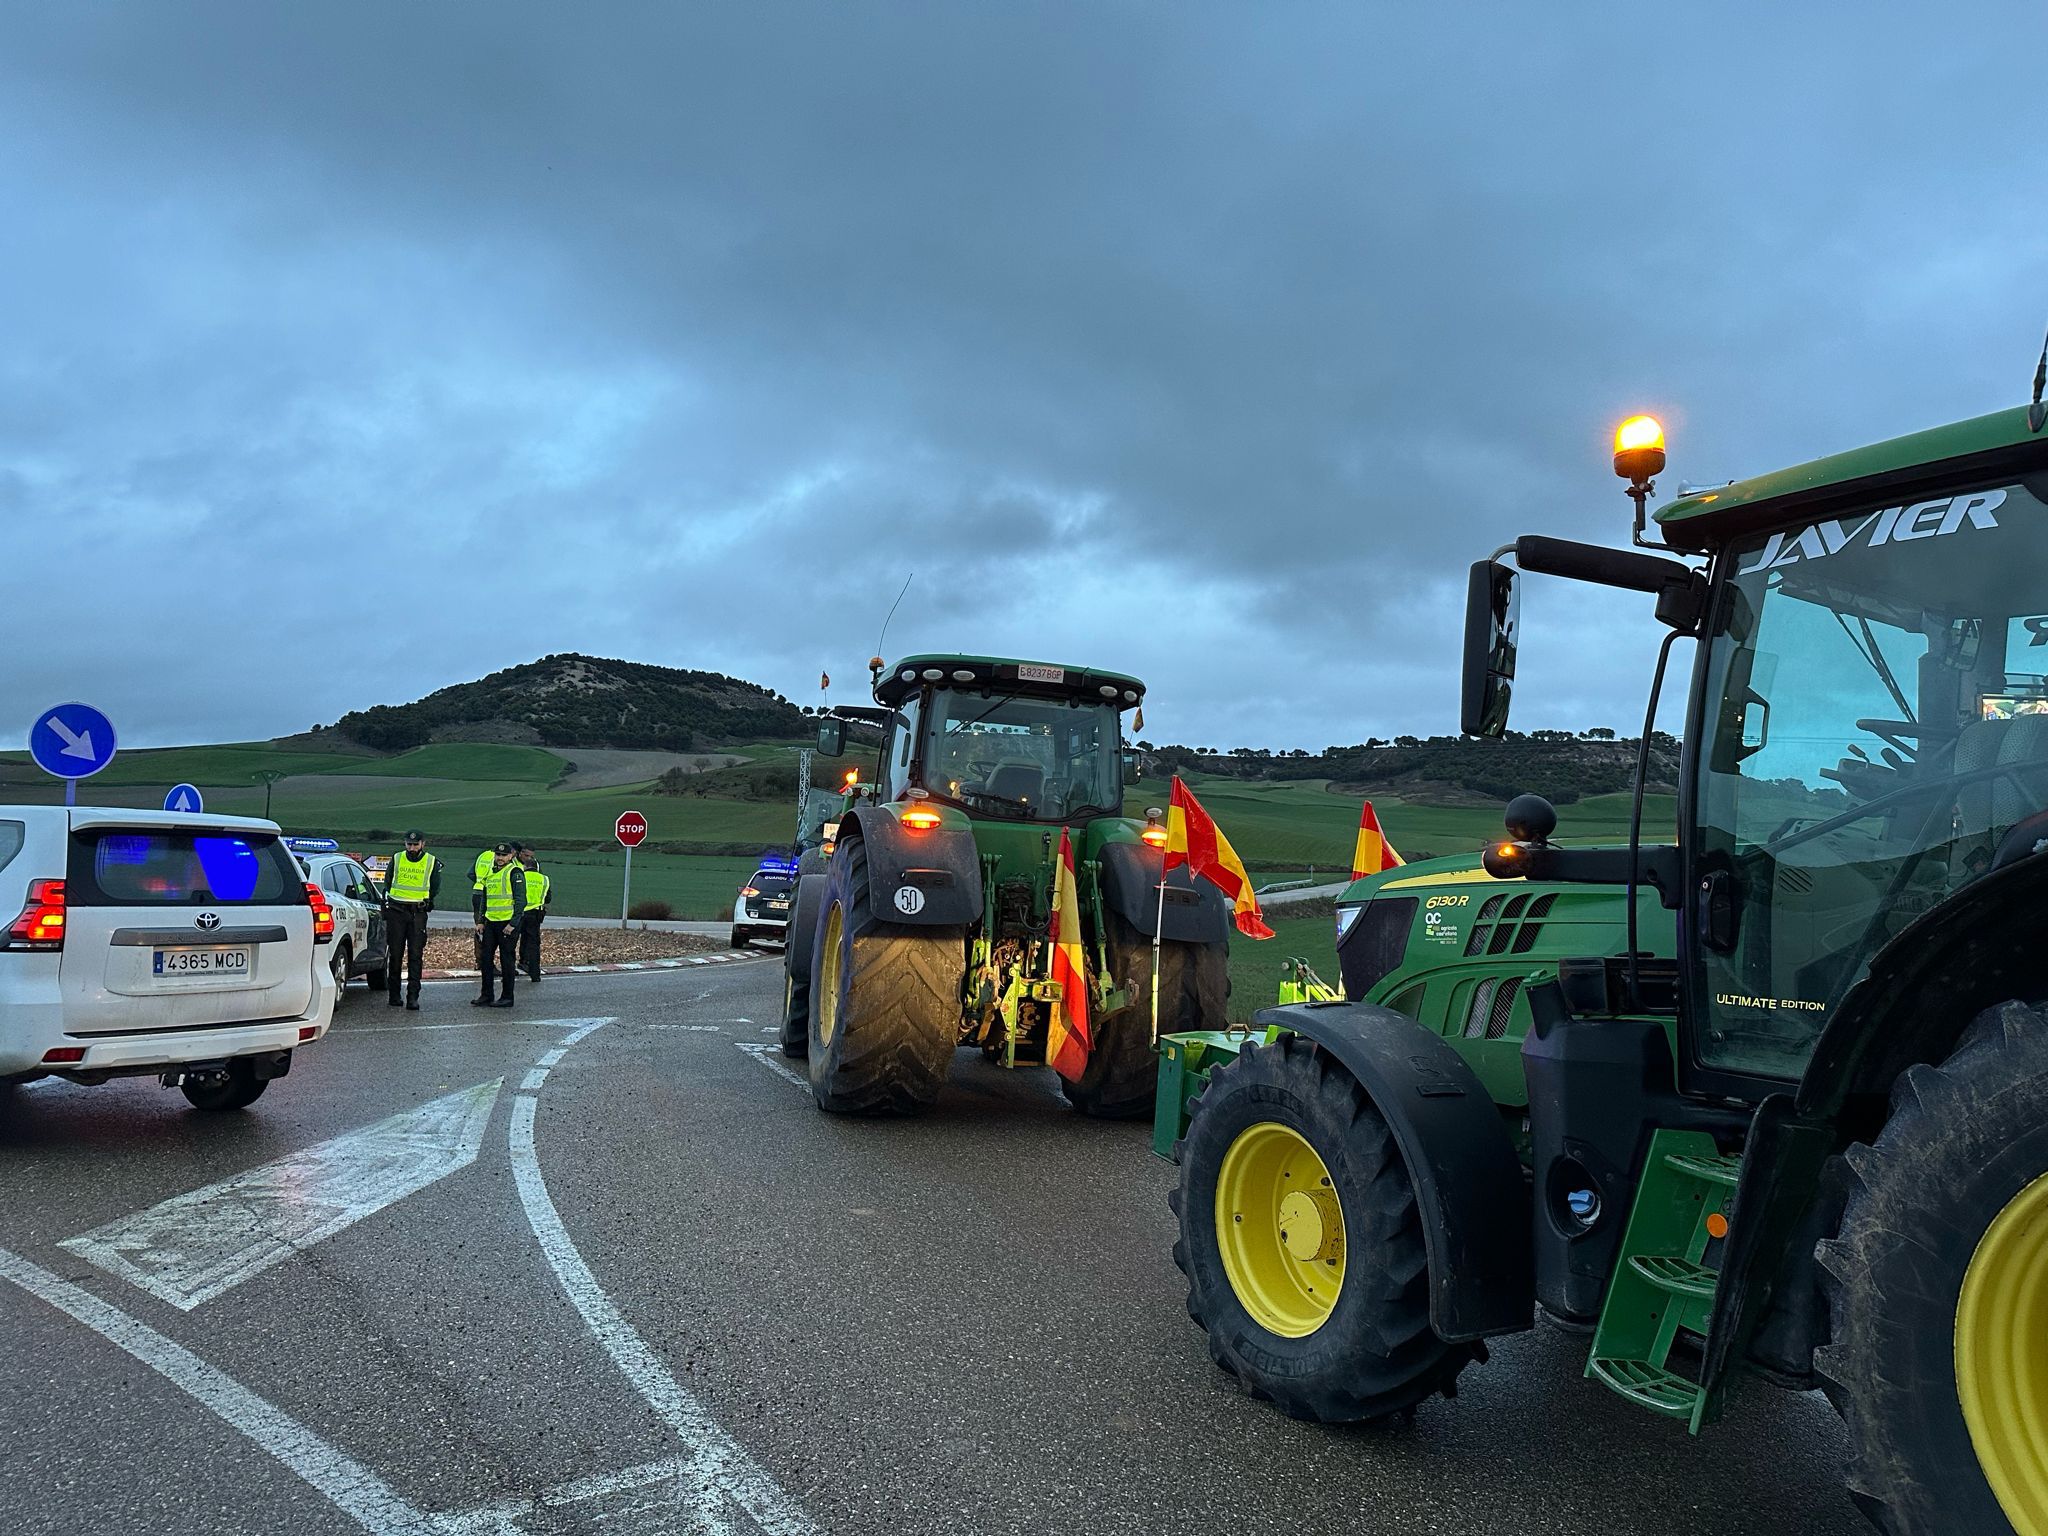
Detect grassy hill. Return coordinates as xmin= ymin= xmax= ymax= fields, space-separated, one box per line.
xmin=326 ymin=653 xmax=807 ymax=752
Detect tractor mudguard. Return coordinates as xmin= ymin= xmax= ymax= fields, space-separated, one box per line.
xmin=841 ymin=806 xmax=984 ymax=928
xmin=1254 ymin=999 xmax=1534 ymax=1342
xmin=1097 ymin=842 xmax=1231 ymax=944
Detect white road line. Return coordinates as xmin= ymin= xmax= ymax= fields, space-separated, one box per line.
xmin=61 ymin=1081 xmax=504 ymax=1311
xmin=510 ymin=1025 xmax=815 ymax=1535
xmin=0 ymin=1245 xmax=437 ymax=1535
xmin=735 ymin=1042 xmax=808 ymax=1091
xmin=434 ymin=1456 xmax=696 ymax=1534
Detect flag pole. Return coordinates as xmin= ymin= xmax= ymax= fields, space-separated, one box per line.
xmin=1151 ymin=872 xmax=1167 ymax=1045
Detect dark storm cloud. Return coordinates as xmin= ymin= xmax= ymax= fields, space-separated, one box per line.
xmin=1 ymin=2 xmax=2041 ymax=752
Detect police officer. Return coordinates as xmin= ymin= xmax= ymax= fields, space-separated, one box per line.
xmin=472 ymin=843 xmax=526 ymax=1008
xmin=470 ymin=845 xmax=497 ymax=969
xmin=384 ymin=829 xmax=440 ymax=1010
xmin=515 ymin=845 xmax=550 ymax=983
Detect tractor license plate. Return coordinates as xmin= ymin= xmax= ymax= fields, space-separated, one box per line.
xmin=153 ymin=947 xmax=251 ymax=977
xmin=1016 ymin=663 xmax=1065 ymax=684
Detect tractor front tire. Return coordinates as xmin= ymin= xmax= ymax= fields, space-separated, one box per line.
xmin=1171 ymin=1033 xmax=1478 ymax=1421
xmin=780 ymin=872 xmax=827 ymax=1058
xmin=806 ymin=838 xmax=963 ymax=1115
xmin=1063 ymin=907 xmax=1223 ymax=1120
xmin=1817 ymin=1000 xmax=2048 ymax=1536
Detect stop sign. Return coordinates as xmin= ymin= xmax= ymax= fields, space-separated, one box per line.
xmin=615 ymin=810 xmax=648 ymax=848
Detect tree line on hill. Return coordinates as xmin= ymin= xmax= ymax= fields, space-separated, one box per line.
xmin=1137 ymin=729 xmax=1681 ymax=804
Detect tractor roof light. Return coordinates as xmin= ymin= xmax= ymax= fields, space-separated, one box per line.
xmin=1613 ymin=414 xmax=1666 ymax=482
xmin=1613 ymin=413 xmax=1669 ymax=549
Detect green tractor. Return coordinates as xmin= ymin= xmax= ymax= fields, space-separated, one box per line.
xmin=782 ymin=654 xmax=1233 ymax=1117
xmin=1159 ymin=406 xmax=2048 ymax=1534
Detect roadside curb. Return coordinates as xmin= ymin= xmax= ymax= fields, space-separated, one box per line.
xmin=418 ymin=950 xmax=772 ymax=981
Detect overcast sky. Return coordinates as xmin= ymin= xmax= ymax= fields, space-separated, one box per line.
xmin=2 ymin=3 xmax=2041 ymax=754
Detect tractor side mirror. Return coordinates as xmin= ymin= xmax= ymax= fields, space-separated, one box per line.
xmin=816 ymin=719 xmax=846 ymax=757
xmin=1122 ymin=750 xmax=1143 ymax=786
xmin=1462 ymin=559 xmax=1519 ymax=738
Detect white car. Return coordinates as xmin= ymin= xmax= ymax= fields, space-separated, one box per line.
xmin=0 ymin=806 xmax=338 ymax=1110
xmin=730 ymin=862 xmax=796 ymax=948
xmin=289 ymin=840 xmax=390 ymax=995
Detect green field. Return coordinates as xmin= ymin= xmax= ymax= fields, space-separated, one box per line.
xmin=0 ymin=738 xmax=1673 ymax=924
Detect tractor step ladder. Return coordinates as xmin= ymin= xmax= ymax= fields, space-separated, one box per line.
xmin=1585 ymin=1129 xmax=1739 ymax=1433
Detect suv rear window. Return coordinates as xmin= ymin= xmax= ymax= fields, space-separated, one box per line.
xmin=70 ymin=830 xmax=303 ymax=906
xmin=750 ymin=872 xmax=794 ymax=895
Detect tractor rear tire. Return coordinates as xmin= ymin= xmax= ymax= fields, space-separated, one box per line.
xmin=1062 ymin=908 xmax=1225 ymax=1119
xmin=1816 ymin=1000 xmax=2048 ymax=1536
xmin=806 ymin=837 xmax=963 ymax=1115
xmin=1171 ymin=1033 xmax=1477 ymax=1421
xmin=780 ymin=872 xmax=827 ymax=1058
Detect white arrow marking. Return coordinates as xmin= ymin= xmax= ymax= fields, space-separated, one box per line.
xmin=47 ymin=715 xmax=96 ymax=760
xmin=60 ymin=1079 xmax=503 ymax=1310
xmin=170 ymin=789 xmax=196 ymax=811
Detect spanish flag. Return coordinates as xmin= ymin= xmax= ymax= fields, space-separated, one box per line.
xmin=1350 ymin=800 xmax=1404 ymax=881
xmin=1165 ymin=777 xmax=1274 ymax=940
xmin=1045 ymin=825 xmax=1092 ymax=1080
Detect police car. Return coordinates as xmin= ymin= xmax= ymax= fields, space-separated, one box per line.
xmin=286 ymin=838 xmax=390 ymax=994
xmin=730 ymin=855 xmax=797 ymax=948
xmin=0 ymin=806 xmax=337 ymax=1109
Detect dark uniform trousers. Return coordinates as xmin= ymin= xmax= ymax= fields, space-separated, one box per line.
xmin=518 ymin=910 xmax=544 ymax=982
xmin=385 ymin=902 xmax=431 ymax=1002
xmin=479 ymin=921 xmax=519 ymax=1002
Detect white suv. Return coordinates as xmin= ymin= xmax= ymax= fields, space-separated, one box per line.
xmin=0 ymin=806 xmax=338 ymax=1111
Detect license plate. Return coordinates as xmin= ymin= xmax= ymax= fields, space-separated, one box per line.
xmin=1016 ymin=663 xmax=1065 ymax=684
xmin=153 ymin=948 xmax=251 ymax=976
xmin=768 ymin=900 xmax=790 ymax=913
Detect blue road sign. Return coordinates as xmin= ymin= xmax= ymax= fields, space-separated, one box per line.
xmin=29 ymin=702 xmax=118 ymax=781
xmin=164 ymin=783 xmax=204 ymax=814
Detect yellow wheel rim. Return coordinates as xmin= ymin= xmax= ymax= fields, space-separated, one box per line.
xmin=815 ymin=902 xmax=844 ymax=1048
xmin=1958 ymin=1170 xmax=2048 ymax=1536
xmin=1214 ymin=1121 xmax=1346 ymax=1338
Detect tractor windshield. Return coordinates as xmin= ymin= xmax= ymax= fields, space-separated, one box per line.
xmin=921 ymin=690 xmax=1123 ymax=822
xmin=1692 ymin=478 xmax=2048 ymax=1078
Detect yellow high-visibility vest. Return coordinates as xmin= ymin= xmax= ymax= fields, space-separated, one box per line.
xmin=522 ymin=869 xmax=549 ymax=908
xmin=388 ymin=852 xmax=436 ymax=903
xmin=481 ymin=863 xmax=518 ymax=922
xmin=473 ymin=850 xmax=494 ymax=890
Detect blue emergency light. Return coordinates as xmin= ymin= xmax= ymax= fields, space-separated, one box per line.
xmin=284 ymin=836 xmax=340 ymax=854
xmin=757 ymin=849 xmax=799 ymax=876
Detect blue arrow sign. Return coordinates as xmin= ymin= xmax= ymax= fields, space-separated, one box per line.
xmin=29 ymin=702 xmax=118 ymax=782
xmin=164 ymin=783 xmax=204 ymax=814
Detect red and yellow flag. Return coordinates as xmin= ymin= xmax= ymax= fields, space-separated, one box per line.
xmin=1045 ymin=825 xmax=1092 ymax=1081
xmin=1350 ymin=799 xmax=1404 ymax=881
xmin=1165 ymin=777 xmax=1274 ymax=940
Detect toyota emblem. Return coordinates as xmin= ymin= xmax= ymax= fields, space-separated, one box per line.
xmin=195 ymin=912 xmax=221 ymax=930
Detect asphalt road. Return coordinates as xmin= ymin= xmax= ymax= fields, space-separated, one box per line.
xmin=0 ymin=963 xmax=1867 ymax=1536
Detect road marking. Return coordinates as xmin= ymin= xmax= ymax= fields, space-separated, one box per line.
xmin=647 ymin=1023 xmax=727 ymax=1033
xmin=0 ymin=1245 xmax=437 ymax=1534
xmin=511 ymin=1023 xmax=815 ymax=1534
xmin=735 ymin=1042 xmax=807 ymax=1091
xmin=434 ymin=1456 xmax=702 ymax=1534
xmin=60 ymin=1080 xmax=503 ymax=1310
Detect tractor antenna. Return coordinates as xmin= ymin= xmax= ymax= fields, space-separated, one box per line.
xmin=2029 ymin=322 xmax=2048 ymax=433
xmin=873 ymin=572 xmax=914 ymax=677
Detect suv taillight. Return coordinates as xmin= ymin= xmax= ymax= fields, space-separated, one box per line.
xmin=305 ymin=882 xmax=335 ymax=943
xmin=5 ymin=879 xmax=66 ymax=950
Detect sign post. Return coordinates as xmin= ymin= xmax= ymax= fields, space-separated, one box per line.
xmin=164 ymin=783 xmax=204 ymax=814
xmin=615 ymin=810 xmax=648 ymax=928
xmin=29 ymin=702 xmax=118 ymax=807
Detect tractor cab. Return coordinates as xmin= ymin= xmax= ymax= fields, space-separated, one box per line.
xmin=1470 ymin=412 xmax=2048 ymax=1093
xmin=872 ymin=654 xmax=1143 ymax=825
